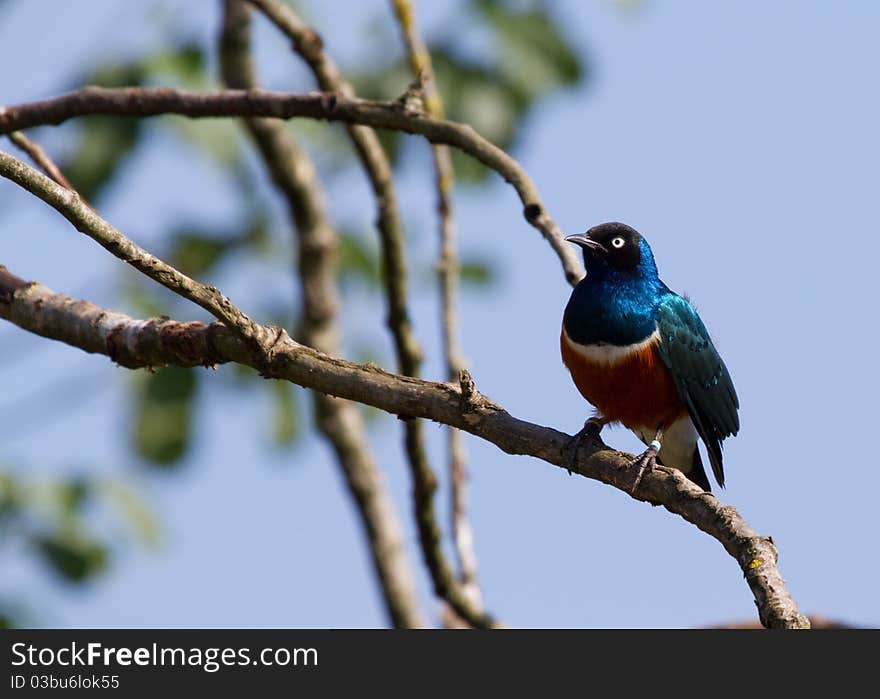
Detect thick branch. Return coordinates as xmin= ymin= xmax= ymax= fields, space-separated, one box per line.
xmin=0 ymin=86 xmax=584 ymax=284
xmin=0 ymin=265 xmax=810 ymax=629
xmin=220 ymin=0 xmax=425 ymax=629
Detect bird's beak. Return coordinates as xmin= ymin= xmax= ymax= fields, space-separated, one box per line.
xmin=565 ymin=233 xmax=606 ymax=254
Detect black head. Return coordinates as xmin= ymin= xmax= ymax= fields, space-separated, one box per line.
xmin=565 ymin=222 xmax=644 ymax=271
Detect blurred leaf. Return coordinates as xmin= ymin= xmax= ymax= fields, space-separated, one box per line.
xmin=431 ymin=48 xmax=523 ymax=182
xmin=473 ymin=0 xmax=582 ymax=100
xmin=338 ymin=230 xmax=381 ymax=287
xmin=143 ymin=43 xmax=206 ymax=87
xmin=133 ymin=367 xmax=198 ymax=466
xmin=62 ymin=117 xmax=142 ymax=202
xmin=270 ymin=382 xmax=299 ymax=446
xmin=349 ymin=1 xmax=584 ymax=183
xmin=459 ymin=256 xmax=497 ymax=287
xmin=147 ymin=42 xmax=242 ymax=165
xmin=170 ymin=233 xmax=230 ymax=277
xmin=168 ymin=218 xmax=269 ymax=277
xmin=100 ymin=481 xmax=160 ymax=547
xmin=56 ymin=476 xmax=91 ymax=517
xmin=33 ymin=533 xmax=108 ymax=583
xmin=0 ymin=471 xmax=19 ymax=522
xmin=170 ymin=118 xmax=243 ymax=167
xmin=62 ymin=42 xmax=211 ymax=202
xmin=61 ymin=62 xmax=146 ymax=202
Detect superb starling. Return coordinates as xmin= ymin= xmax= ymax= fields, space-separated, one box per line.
xmin=561 ymin=222 xmax=739 ymax=491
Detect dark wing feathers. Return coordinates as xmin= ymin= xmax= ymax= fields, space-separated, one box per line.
xmin=656 ymin=294 xmax=739 ymax=488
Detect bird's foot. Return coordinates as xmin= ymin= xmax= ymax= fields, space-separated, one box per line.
xmin=627 ymin=440 xmax=661 ymax=493
xmin=564 ymin=418 xmax=606 ymax=475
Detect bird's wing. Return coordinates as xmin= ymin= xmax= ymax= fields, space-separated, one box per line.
xmin=656 ymin=293 xmax=739 ymax=487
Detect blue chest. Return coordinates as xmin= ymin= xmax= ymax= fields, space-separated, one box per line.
xmin=563 ymin=270 xmax=665 ymax=347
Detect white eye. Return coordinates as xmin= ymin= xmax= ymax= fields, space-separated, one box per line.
xmin=610 ymin=236 xmax=625 ymax=249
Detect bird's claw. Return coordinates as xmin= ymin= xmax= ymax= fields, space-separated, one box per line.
xmin=564 ymin=418 xmax=606 ymax=475
xmin=582 ymin=417 xmax=605 ymax=437
xmin=627 ymin=444 xmax=659 ymax=494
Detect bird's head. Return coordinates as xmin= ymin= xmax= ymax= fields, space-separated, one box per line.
xmin=565 ymin=222 xmax=657 ymax=279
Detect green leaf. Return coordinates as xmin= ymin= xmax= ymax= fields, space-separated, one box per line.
xmin=33 ymin=533 xmax=108 ymax=583
xmin=133 ymin=367 xmax=198 ymax=466
xmin=459 ymin=256 xmax=497 ymax=287
xmin=143 ymin=43 xmax=206 ymax=87
xmin=56 ymin=477 xmax=91 ymax=516
xmin=473 ymin=0 xmax=583 ymax=100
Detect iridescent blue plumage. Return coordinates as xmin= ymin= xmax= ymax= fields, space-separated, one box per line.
xmin=563 ymin=237 xmax=664 ymax=347
xmin=561 ymin=222 xmax=739 ymax=490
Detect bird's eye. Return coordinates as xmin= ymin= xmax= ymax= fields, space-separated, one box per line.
xmin=610 ymin=236 xmax=625 ymax=249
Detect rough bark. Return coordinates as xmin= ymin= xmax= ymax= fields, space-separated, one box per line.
xmin=0 ymin=266 xmax=810 ymax=629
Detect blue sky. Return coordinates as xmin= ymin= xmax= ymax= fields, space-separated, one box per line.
xmin=1 ymin=0 xmax=878 ymax=627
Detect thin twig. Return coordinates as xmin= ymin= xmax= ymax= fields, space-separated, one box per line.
xmin=245 ymin=0 xmax=423 ymax=373
xmin=244 ymin=0 xmax=493 ymax=627
xmin=219 ymin=0 xmax=425 ymax=629
xmin=0 ymin=87 xmax=583 ymax=285
xmin=390 ymin=0 xmax=485 ymax=615
xmin=6 ymin=131 xmax=76 ymax=192
xmin=0 ymin=149 xmax=263 ymax=347
xmin=0 ymin=263 xmax=810 ymax=630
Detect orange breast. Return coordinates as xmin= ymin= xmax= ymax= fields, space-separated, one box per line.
xmin=560 ymin=328 xmax=686 ymax=430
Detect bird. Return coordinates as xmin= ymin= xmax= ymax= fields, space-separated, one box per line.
xmin=560 ymin=222 xmax=739 ymax=492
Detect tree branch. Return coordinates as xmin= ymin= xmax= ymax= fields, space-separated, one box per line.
xmin=0 ymin=138 xmax=489 ymax=626
xmin=244 ymin=0 xmax=493 ymax=626
xmin=0 ymin=149 xmax=263 ymax=347
xmin=0 ymin=87 xmax=584 ymax=284
xmin=6 ymin=131 xmax=77 ymax=193
xmin=390 ymin=0 xmax=486 ymax=618
xmin=220 ymin=0 xmax=425 ymax=629
xmin=0 ymin=264 xmax=810 ymax=629
xmin=246 ymin=0 xmax=423 ymax=374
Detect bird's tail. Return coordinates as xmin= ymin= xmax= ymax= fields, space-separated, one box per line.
xmin=687 ymin=448 xmax=712 ymax=492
